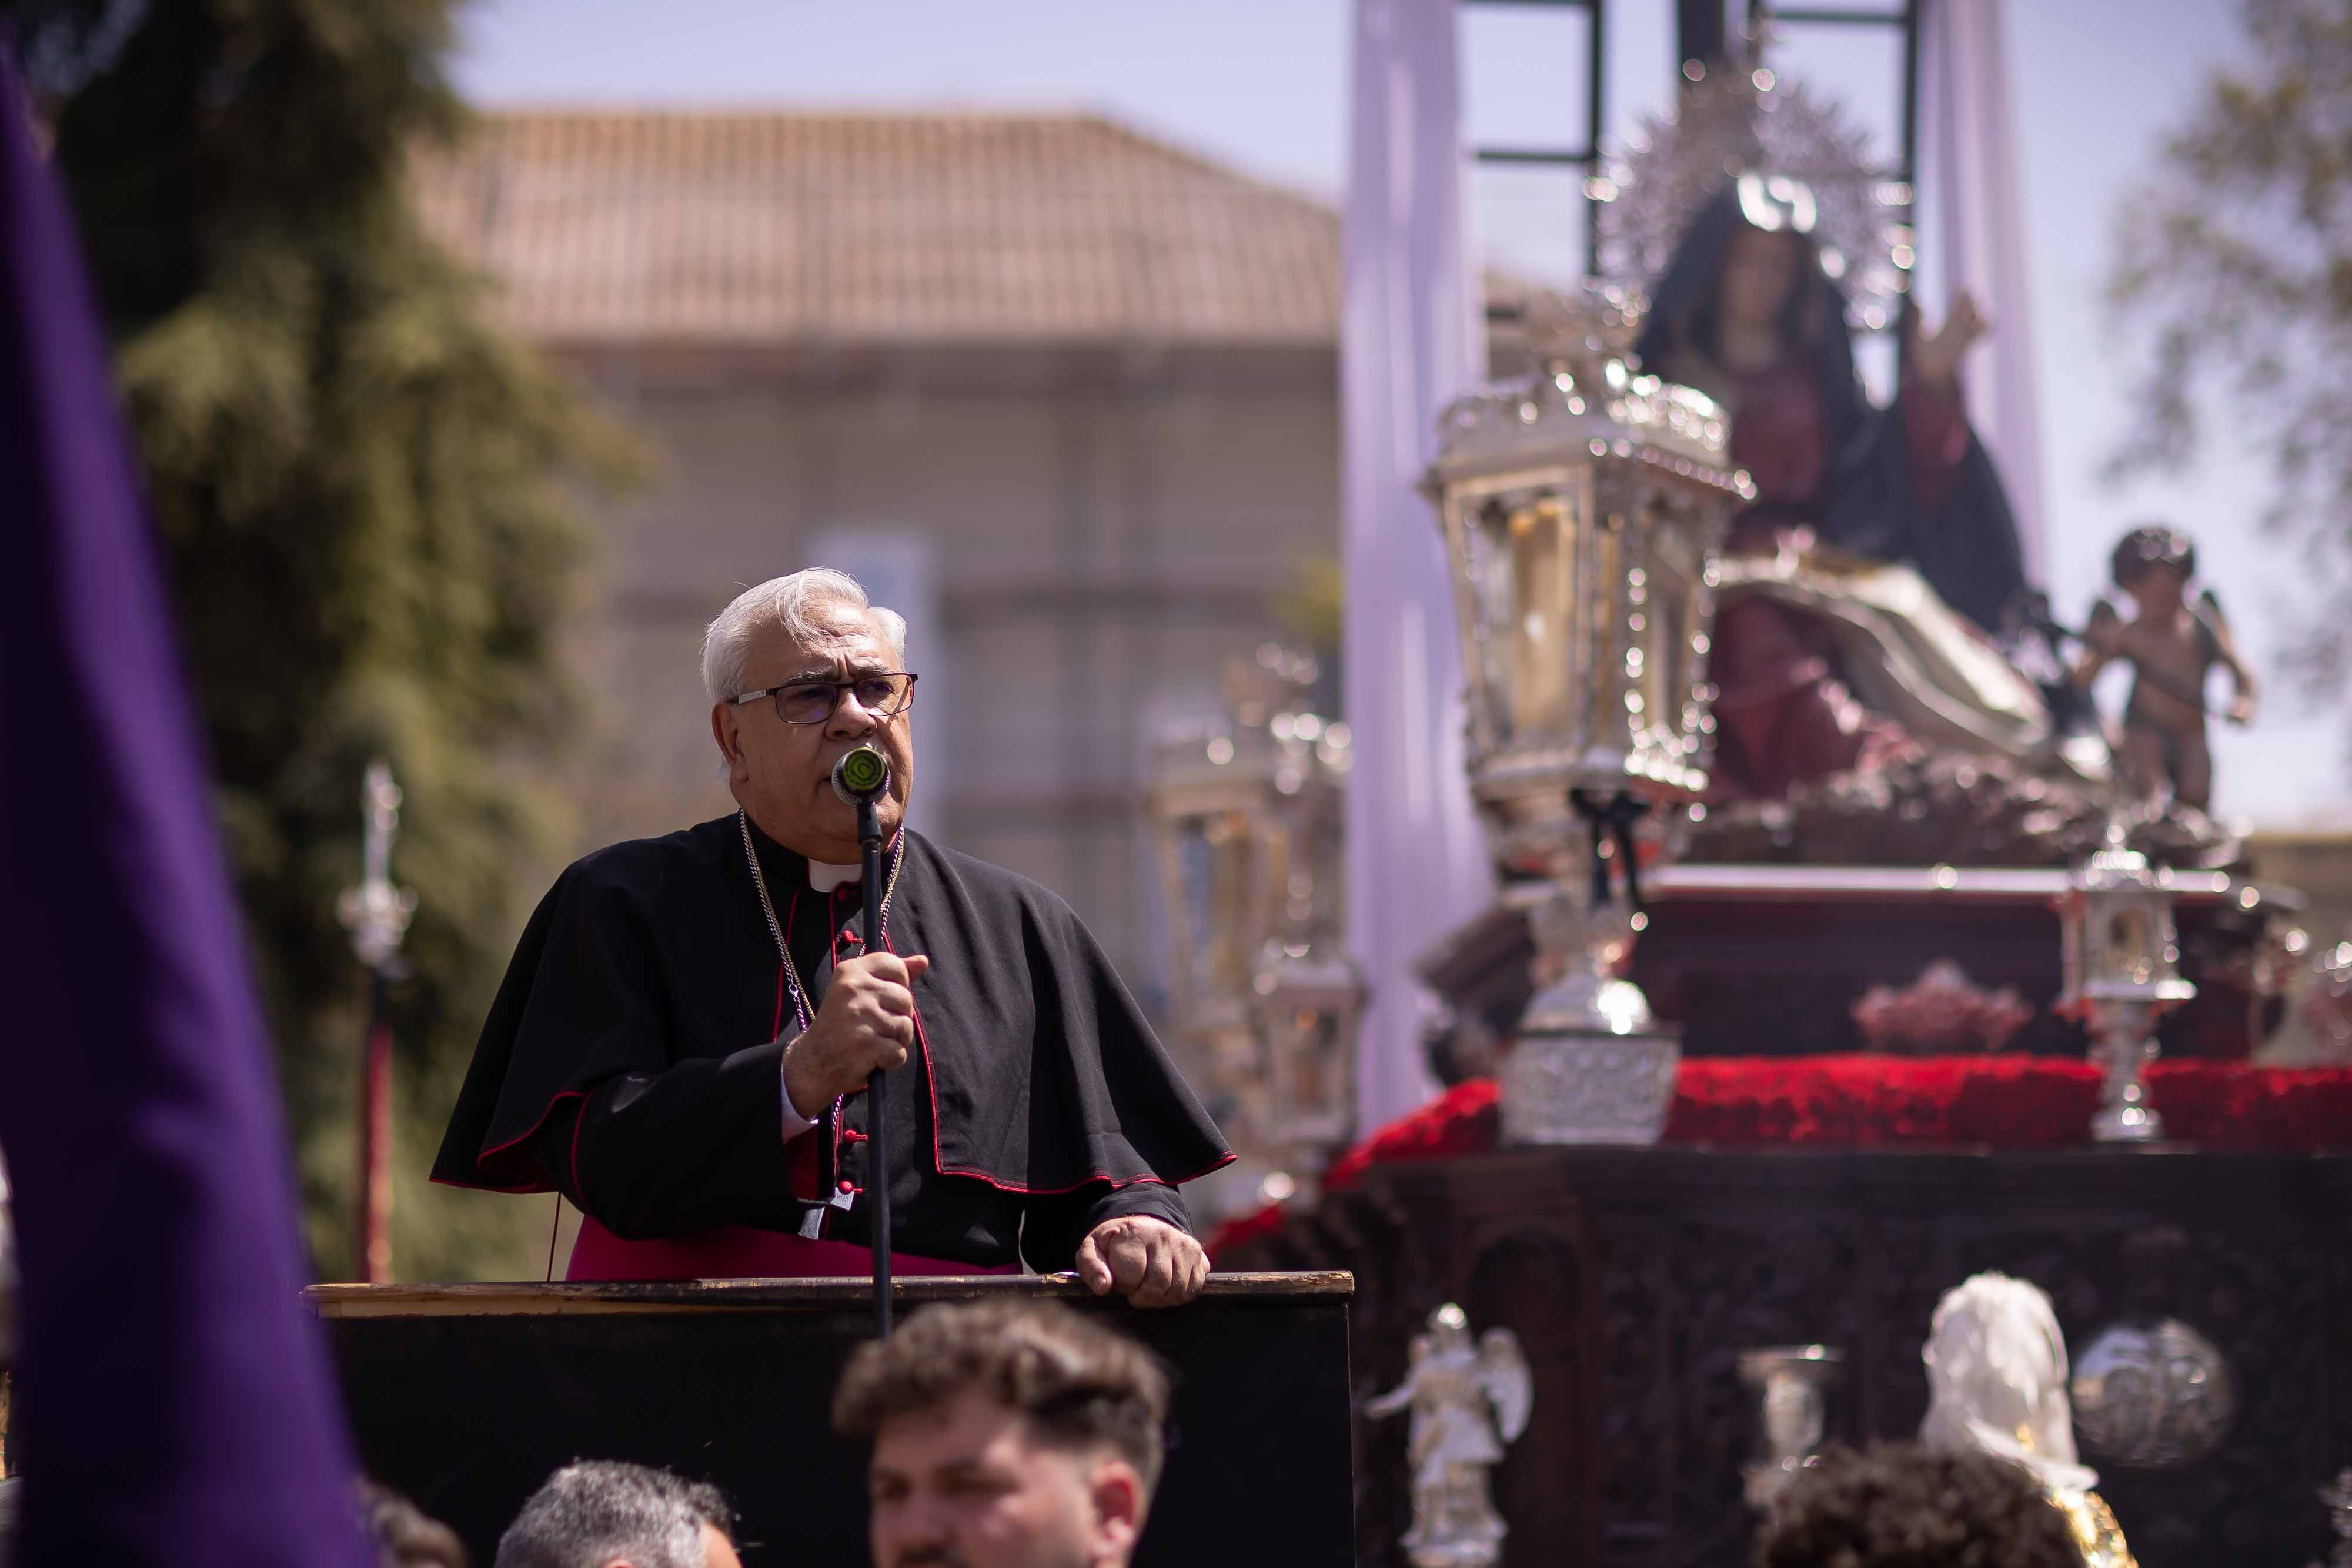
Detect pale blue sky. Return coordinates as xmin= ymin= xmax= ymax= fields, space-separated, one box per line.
xmin=454 ymin=0 xmax=2343 ymax=829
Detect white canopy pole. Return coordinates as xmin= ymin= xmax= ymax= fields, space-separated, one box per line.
xmin=1342 ymin=0 xmax=1496 ymax=1133
xmin=1921 ymin=0 xmax=2049 ymax=585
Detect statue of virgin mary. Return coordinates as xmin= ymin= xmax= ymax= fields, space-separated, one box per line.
xmin=1630 ymin=175 xmax=2098 ymax=800
xmin=1592 ymin=65 xmax=2104 ymax=803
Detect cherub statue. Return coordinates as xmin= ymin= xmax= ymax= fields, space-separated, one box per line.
xmin=1365 ymin=1303 xmax=1532 ymax=1568
xmin=2072 ymin=525 xmax=2256 ymax=811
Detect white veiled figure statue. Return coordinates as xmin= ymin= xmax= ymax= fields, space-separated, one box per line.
xmin=1366 ymin=1305 xmax=1533 ymax=1568
xmin=1919 ymin=1272 xmax=2136 ymax=1568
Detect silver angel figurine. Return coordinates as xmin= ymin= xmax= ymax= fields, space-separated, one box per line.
xmin=1365 ymin=1303 xmax=1533 ymax=1568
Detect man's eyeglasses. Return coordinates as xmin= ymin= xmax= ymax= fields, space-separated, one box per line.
xmin=730 ymin=672 xmax=918 ymax=726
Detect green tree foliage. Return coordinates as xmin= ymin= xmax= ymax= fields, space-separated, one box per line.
xmin=2109 ymin=0 xmax=2352 ymax=698
xmin=12 ymin=0 xmax=631 ymax=1277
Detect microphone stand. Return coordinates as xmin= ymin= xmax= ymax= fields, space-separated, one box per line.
xmin=857 ymin=793 xmax=891 ymax=1338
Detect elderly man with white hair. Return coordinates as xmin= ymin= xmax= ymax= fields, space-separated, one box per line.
xmin=435 ymin=570 xmax=1230 ymax=1305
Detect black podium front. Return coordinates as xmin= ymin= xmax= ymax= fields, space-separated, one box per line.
xmin=308 ymin=1272 xmax=1355 ymax=1568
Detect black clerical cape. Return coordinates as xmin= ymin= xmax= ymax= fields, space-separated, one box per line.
xmin=432 ymin=817 xmax=1231 ymax=1275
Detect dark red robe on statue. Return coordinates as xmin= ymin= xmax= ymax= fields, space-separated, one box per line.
xmin=1709 ymin=363 xmax=1977 ymax=798
xmin=1637 ymin=190 xmax=2032 ymax=801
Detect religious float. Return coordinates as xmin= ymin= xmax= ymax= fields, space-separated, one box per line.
xmin=1198 ymin=54 xmax=2352 ymax=1568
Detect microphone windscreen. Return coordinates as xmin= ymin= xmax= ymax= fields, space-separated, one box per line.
xmin=831 ymin=745 xmax=892 ymax=805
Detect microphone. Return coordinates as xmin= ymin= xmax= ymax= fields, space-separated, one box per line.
xmin=830 ymin=740 xmax=898 ymax=1336
xmin=831 ymin=744 xmax=892 ymax=807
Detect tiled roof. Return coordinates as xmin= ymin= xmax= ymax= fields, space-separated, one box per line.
xmin=409 ymin=110 xmax=1344 ymax=349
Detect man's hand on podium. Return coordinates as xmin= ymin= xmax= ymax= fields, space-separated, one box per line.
xmin=1074 ymin=1215 xmax=1208 ymax=1308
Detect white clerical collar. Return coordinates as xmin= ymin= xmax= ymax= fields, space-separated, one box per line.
xmin=807 ymin=859 xmax=861 ymax=892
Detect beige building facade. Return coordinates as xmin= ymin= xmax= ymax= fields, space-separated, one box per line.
xmin=415 ymin=111 xmax=1349 ymax=1008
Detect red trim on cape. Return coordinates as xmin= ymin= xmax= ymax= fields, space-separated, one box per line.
xmin=428 ymin=1174 xmax=546 ymax=1196
xmin=449 ymin=1086 xmax=590 ymax=1193
xmin=888 ymin=927 xmax=1238 ymax=1195
xmin=567 ymin=1091 xmax=591 ymax=1198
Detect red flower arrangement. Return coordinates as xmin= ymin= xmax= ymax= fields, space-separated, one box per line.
xmin=1322 ymin=1078 xmax=1499 ymax=1194
xmin=1201 ymin=1198 xmax=1291 ymax=1260
xmin=1202 ymin=1079 xmax=1501 ymax=1260
xmin=1205 ymin=1058 xmax=2352 ymax=1260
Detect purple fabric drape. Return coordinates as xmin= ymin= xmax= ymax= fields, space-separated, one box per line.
xmin=0 ymin=50 xmax=375 ymax=1568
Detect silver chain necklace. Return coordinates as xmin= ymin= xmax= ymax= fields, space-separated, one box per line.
xmin=739 ymin=808 xmax=905 ymax=1035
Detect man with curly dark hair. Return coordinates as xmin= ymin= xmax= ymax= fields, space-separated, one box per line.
xmin=1754 ymin=1442 xmax=2091 ymax=1568
xmin=834 ymin=1299 xmax=1170 ymax=1568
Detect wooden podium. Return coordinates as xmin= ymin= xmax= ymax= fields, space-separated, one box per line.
xmin=308 ymin=1272 xmax=1355 ymax=1567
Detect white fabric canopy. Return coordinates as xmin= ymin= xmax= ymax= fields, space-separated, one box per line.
xmin=1920 ymin=0 xmax=2048 ymax=585
xmin=1342 ymin=0 xmax=1496 ymax=1135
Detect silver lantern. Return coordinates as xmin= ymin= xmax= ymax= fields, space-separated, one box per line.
xmin=1252 ymin=947 xmax=1365 ymax=1158
xmin=1147 ymin=646 xmax=1362 ymax=1185
xmin=1423 ymin=286 xmax=1749 ymax=1145
xmin=2054 ymin=821 xmax=2196 ymax=1142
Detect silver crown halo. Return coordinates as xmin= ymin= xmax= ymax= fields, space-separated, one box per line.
xmin=1591 ymin=54 xmax=1915 ymax=334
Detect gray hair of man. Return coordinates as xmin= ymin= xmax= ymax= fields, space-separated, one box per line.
xmin=700 ymin=569 xmax=908 ymax=706
xmin=492 ymin=1460 xmax=734 ymax=1568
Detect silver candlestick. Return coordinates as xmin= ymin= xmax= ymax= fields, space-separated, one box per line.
xmin=338 ymin=760 xmax=417 ymax=971
xmin=1739 ymin=1345 xmax=1842 ymax=1509
xmin=2054 ymin=818 xmax=2194 ymax=1143
xmin=337 ymin=760 xmax=416 ymax=1283
xmin=2090 ymin=1005 xmax=2163 ymax=1143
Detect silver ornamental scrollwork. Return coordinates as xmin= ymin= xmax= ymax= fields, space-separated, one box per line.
xmin=1591 ymin=55 xmax=1914 ymax=336
xmin=1498 ymin=1026 xmax=1679 ymax=1146
xmin=2070 ymin=1319 xmax=2237 ymax=1470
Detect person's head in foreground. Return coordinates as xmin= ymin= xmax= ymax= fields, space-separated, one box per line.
xmin=360 ymin=1480 xmax=470 ymax=1568
xmin=493 ymin=1461 xmax=740 ymax=1568
xmin=836 ymin=1299 xmax=1170 ymax=1568
xmin=1752 ymin=1442 xmax=2083 ymax=1568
